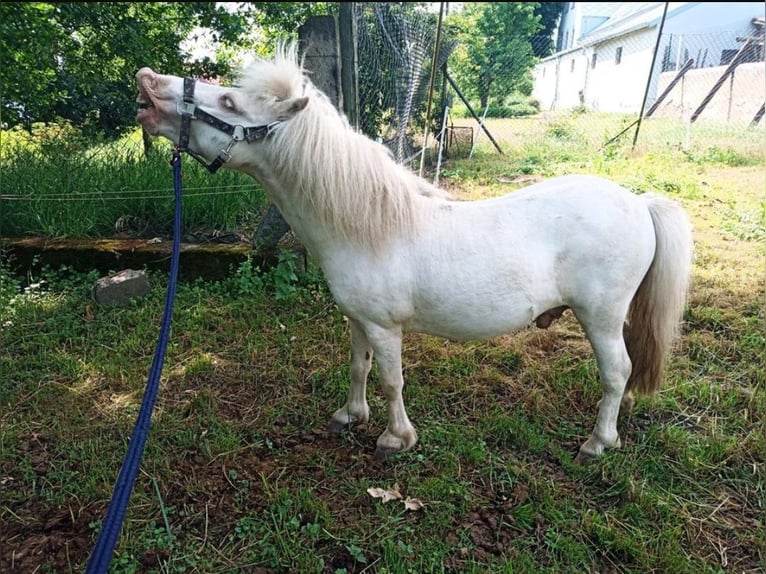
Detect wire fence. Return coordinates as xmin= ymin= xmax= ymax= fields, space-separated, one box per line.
xmin=354 ymin=2 xmax=765 ymax=164
xmin=1 ymin=2 xmax=764 ymax=241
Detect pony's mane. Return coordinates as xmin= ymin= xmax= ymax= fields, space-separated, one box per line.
xmin=237 ymin=42 xmax=450 ymax=246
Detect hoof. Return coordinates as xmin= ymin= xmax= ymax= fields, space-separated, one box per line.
xmin=373 ymin=446 xmax=400 ymax=462
xmin=573 ymin=450 xmax=597 ymax=465
xmin=327 ymin=419 xmax=348 ymax=434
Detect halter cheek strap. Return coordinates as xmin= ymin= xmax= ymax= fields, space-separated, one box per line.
xmin=177 ymin=77 xmax=280 ymax=174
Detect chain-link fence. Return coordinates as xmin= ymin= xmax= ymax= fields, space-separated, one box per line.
xmin=354 ymin=2 xmax=765 ymax=163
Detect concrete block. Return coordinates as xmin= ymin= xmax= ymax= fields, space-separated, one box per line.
xmin=92 ymin=269 xmax=151 ymax=306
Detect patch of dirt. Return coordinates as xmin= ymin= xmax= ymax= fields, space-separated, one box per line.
xmin=0 ymin=500 xmax=105 ymax=573
xmin=3 ymin=358 xmax=763 ymax=573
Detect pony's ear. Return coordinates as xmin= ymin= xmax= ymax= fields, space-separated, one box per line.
xmin=276 ymin=96 xmax=309 ymax=119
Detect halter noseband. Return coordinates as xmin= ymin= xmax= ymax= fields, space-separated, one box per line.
xmin=177 ymin=77 xmax=280 ymax=173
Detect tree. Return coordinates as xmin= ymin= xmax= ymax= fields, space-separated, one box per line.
xmin=531 ymin=2 xmax=566 ymax=58
xmin=0 ymin=2 xmax=329 ymax=136
xmin=1 ymin=3 xmax=65 ymax=128
xmin=446 ymin=2 xmax=564 ymax=109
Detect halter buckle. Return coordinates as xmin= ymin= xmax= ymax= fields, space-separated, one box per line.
xmin=231 ymin=125 xmax=245 ymax=141
xmin=222 ymin=137 xmax=237 ymax=157
xmin=177 ymin=100 xmax=196 ymax=117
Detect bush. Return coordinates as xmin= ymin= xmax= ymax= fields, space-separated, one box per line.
xmin=452 ymin=93 xmax=540 ymax=119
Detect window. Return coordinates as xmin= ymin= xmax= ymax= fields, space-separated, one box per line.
xmin=720 ymin=49 xmax=738 ymax=65
xmin=615 ymin=46 xmax=623 ymax=65
xmin=591 ymin=53 xmax=597 ymax=69
xmin=721 ymin=44 xmax=763 ymax=65
xmin=661 ymin=43 xmax=674 ymax=72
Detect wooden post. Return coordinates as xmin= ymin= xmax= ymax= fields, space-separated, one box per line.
xmin=690 ymin=38 xmax=754 ymax=123
xmin=339 ymin=3 xmax=359 ymax=130
xmin=299 ymin=15 xmax=341 ymax=106
xmin=632 ymin=1 xmax=669 ymax=149
xmin=750 ymin=102 xmax=765 ymax=126
xmin=445 ymin=73 xmax=503 ymax=154
xmin=645 ymin=58 xmax=694 ymax=117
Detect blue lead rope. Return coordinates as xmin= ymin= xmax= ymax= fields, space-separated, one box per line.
xmin=86 ymin=148 xmax=184 ymax=574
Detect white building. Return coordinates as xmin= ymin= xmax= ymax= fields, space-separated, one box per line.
xmin=533 ymin=2 xmax=765 ymax=119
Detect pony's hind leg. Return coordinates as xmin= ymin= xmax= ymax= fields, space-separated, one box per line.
xmin=328 ymin=319 xmax=372 ymax=432
xmin=575 ymin=317 xmax=633 ymax=463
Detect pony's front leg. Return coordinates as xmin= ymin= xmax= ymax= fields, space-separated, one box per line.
xmin=575 ymin=328 xmax=632 ymax=463
xmin=328 ymin=319 xmax=372 ymax=432
xmin=365 ymin=325 xmax=417 ymax=461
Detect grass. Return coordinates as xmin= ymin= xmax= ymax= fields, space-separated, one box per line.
xmin=2 ymin=109 xmax=763 ymax=240
xmin=1 ymin=123 xmax=765 ymax=573
xmin=0 ymin=124 xmax=268 ymax=239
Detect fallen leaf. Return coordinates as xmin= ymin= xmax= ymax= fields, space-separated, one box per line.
xmin=367 ymin=483 xmax=402 ymax=503
xmin=403 ymin=497 xmax=424 ymax=511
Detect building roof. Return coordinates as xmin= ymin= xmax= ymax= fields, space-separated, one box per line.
xmin=581 ymin=2 xmax=695 ymax=45
xmin=579 ymin=2 xmax=625 ymax=18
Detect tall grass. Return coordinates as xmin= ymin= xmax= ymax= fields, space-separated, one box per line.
xmin=0 ymin=124 xmax=268 ymax=239
xmin=3 ymin=110 xmax=762 ymax=240
xmin=457 ymin=110 xmax=765 ymax=166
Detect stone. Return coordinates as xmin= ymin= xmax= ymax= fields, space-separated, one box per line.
xmin=92 ymin=269 xmax=151 ymax=306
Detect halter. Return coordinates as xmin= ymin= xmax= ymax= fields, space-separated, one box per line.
xmin=177 ymin=77 xmax=280 ymax=173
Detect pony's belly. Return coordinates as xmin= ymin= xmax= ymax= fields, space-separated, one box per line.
xmin=408 ymin=304 xmax=536 ymax=341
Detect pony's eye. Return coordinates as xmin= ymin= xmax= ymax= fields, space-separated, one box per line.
xmin=220 ymin=95 xmax=236 ymax=111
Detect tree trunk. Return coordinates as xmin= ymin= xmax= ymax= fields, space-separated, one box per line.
xmin=251 ymin=204 xmax=291 ymax=254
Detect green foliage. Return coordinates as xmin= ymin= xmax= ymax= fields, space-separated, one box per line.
xmin=228 ymin=250 xmax=324 ymax=305
xmin=685 ymin=145 xmax=761 ymax=167
xmin=0 ymin=2 xmax=328 ymax=137
xmin=232 ymin=255 xmax=265 ymax=296
xmin=249 ymin=2 xmax=335 ymax=50
xmin=0 ymin=250 xmax=23 ymax=306
xmin=453 ymin=93 xmax=540 ymax=119
xmin=722 ymin=202 xmax=766 ymax=243
xmin=268 ymin=250 xmax=301 ymax=302
xmin=447 ymin=3 xmax=564 ymax=109
xmin=530 ymin=2 xmax=567 ymax=57
xmin=0 ymin=3 xmax=62 ymax=127
xmin=546 ymin=119 xmax=576 ymax=139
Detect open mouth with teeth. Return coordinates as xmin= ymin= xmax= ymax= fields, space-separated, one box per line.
xmin=137 ymin=98 xmax=153 ymax=111
xmin=136 ymin=99 xmax=154 ymax=116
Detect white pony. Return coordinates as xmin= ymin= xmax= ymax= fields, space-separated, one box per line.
xmin=136 ymin=42 xmax=693 ymax=463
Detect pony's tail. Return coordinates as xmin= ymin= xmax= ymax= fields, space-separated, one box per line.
xmin=625 ymin=194 xmax=693 ymax=395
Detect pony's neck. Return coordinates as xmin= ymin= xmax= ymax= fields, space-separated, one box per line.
xmin=250 ymin=86 xmax=447 ymax=250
